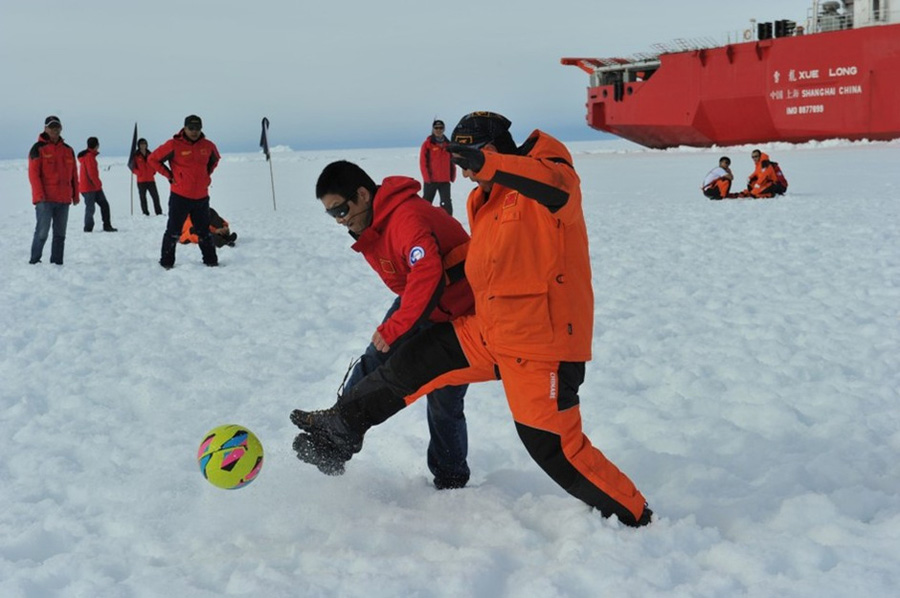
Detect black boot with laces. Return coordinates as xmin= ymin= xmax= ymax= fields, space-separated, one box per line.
xmin=290 ymin=406 xmax=364 ymax=474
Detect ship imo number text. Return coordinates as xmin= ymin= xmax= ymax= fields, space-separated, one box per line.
xmin=783 ymin=85 xmax=864 ymax=116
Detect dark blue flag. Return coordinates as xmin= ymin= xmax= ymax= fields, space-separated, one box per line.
xmin=260 ymin=117 xmax=271 ymax=161
xmin=126 ymin=123 xmax=138 ymax=171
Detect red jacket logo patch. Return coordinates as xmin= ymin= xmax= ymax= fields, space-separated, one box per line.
xmin=503 ymin=191 xmax=518 ymax=208
xmin=380 ymin=259 xmax=396 ymax=274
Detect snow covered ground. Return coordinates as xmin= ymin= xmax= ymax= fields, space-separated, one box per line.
xmin=1 ymin=136 xmax=898 ymax=597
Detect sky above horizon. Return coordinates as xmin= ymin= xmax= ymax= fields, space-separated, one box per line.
xmin=1 ymin=0 xmax=815 ymax=159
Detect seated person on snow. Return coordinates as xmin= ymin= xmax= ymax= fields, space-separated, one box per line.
xmin=701 ymin=156 xmax=734 ymax=200
xmin=180 ymin=207 xmax=237 ymax=247
xmin=741 ymin=150 xmax=788 ymax=198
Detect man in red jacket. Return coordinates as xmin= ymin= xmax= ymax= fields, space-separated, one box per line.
xmin=299 ymin=160 xmax=474 ymax=489
xmin=419 ymin=119 xmax=456 ymax=215
xmin=28 ymin=115 xmax=79 ymax=265
xmin=78 ymin=137 xmax=117 ymax=232
xmin=149 ymin=115 xmax=221 ymax=268
xmin=130 ymin=138 xmax=163 ymax=216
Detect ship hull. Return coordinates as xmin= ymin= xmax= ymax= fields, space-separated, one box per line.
xmin=581 ymin=24 xmax=900 ymax=148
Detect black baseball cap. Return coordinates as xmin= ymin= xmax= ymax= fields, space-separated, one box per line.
xmin=451 ymin=111 xmax=514 ymax=152
xmin=45 ymin=115 xmax=62 ymax=128
xmin=184 ymin=115 xmax=203 ymax=129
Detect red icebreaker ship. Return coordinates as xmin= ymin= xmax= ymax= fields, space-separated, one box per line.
xmin=562 ymin=0 xmax=900 ymax=148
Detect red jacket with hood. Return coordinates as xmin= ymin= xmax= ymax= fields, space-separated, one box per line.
xmin=131 ymin=150 xmax=157 ymax=183
xmin=28 ymin=133 xmax=79 ymax=205
xmin=148 ymin=130 xmax=220 ymax=199
xmin=419 ymin=135 xmax=457 ymax=184
xmin=350 ymin=176 xmax=474 ymax=346
xmin=77 ymin=148 xmax=102 ymax=193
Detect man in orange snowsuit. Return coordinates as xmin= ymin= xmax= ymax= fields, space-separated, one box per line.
xmin=742 ymin=149 xmax=786 ymax=198
xmin=292 ymin=112 xmax=652 ymax=527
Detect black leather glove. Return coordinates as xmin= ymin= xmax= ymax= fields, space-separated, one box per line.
xmin=447 ymin=143 xmax=485 ymax=173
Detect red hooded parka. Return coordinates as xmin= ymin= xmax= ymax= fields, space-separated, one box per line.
xmin=350 ymin=176 xmax=474 ymax=346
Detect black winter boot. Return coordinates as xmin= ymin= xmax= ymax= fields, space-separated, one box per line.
xmin=160 ymin=232 xmax=178 ymax=268
xmin=292 ymin=434 xmax=350 ymax=476
xmin=291 ymin=406 xmax=364 ymax=474
xmin=199 ymin=235 xmax=218 ymax=266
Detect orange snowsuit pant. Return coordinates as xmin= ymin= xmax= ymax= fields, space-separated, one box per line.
xmin=404 ymin=314 xmax=647 ymax=524
xmin=703 ymin=178 xmax=731 ymax=199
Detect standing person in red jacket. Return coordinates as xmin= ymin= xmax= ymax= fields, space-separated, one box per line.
xmin=78 ymin=137 xmax=117 ymax=232
xmin=419 ymin=119 xmax=457 ymax=215
xmin=131 ymin=138 xmax=163 ymax=216
xmin=149 ymin=115 xmax=221 ymax=268
xmin=300 ymin=160 xmax=473 ymax=489
xmin=28 ymin=115 xmax=79 ymax=265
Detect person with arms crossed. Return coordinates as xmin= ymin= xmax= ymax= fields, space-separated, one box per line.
xmin=131 ymin=138 xmax=163 ymax=216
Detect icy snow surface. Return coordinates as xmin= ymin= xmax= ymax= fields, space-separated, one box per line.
xmin=1 ymin=137 xmax=898 ymax=597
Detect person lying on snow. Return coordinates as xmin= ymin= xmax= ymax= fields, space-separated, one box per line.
xmin=180 ymin=207 xmax=236 ymax=248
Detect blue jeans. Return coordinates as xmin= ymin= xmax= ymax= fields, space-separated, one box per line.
xmin=344 ymin=297 xmax=470 ymax=486
xmin=30 ymin=202 xmax=69 ymax=264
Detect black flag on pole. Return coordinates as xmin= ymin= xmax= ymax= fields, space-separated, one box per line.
xmin=126 ymin=123 xmax=138 ymax=171
xmin=260 ymin=117 xmax=271 ymax=161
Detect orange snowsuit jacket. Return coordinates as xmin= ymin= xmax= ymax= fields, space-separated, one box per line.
xmin=464 ymin=130 xmax=593 ymax=362
xmin=748 ymin=152 xmax=778 ymax=197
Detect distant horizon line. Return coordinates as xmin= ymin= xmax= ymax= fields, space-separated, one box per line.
xmin=0 ymin=131 xmax=620 ymax=162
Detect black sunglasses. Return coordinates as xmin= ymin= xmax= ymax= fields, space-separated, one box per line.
xmin=325 ymin=198 xmax=352 ymax=218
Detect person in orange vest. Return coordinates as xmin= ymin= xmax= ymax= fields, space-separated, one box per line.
xmin=180 ymin=207 xmax=236 ymax=247
xmin=28 ymin=115 xmax=79 ymax=265
xmin=701 ymin=156 xmax=734 ymax=200
xmin=291 ymin=111 xmax=652 ymax=527
xmin=130 ymin=138 xmax=163 ymax=216
xmin=419 ymin=119 xmax=457 ymax=215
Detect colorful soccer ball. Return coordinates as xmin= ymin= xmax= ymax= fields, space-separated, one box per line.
xmin=197 ymin=424 xmax=264 ymax=489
